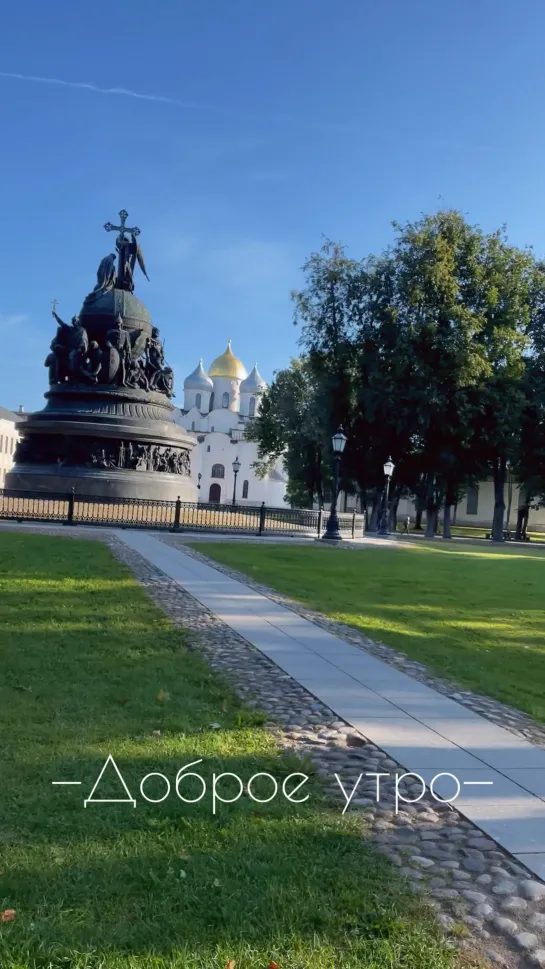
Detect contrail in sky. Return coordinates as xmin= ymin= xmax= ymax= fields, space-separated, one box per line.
xmin=0 ymin=71 xmax=202 ymax=108
xmin=0 ymin=70 xmax=358 ymax=134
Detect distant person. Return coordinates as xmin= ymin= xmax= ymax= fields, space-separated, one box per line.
xmin=402 ymin=515 xmax=411 ymax=534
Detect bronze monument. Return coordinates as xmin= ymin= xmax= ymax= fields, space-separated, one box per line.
xmin=6 ymin=210 xmax=196 ymax=501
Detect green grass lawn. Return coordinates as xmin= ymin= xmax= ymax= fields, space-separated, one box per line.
xmin=192 ymin=541 xmax=545 ymax=723
xmin=0 ymin=532 xmax=458 ymax=969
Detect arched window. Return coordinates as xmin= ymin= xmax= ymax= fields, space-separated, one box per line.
xmin=209 ymin=483 xmax=221 ymax=503
xmin=242 ymin=479 xmax=249 ymax=499
xmin=222 ymin=392 xmax=229 ymax=408
xmin=211 ymin=463 xmax=225 ymax=479
xmin=248 ymin=396 xmax=256 ymax=418
xmin=191 ymin=421 xmax=196 ymax=431
xmin=195 ymin=393 xmax=202 ymax=410
xmin=209 ymin=392 xmax=215 ymax=411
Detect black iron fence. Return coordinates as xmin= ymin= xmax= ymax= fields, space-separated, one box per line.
xmin=0 ymin=488 xmax=364 ymax=538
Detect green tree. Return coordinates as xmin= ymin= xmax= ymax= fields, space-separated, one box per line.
xmin=246 ymin=358 xmax=329 ymax=508
xmin=467 ymin=231 xmax=540 ymax=540
xmin=355 ymin=212 xmax=492 ymax=537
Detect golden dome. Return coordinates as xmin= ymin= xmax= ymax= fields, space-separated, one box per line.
xmin=208 ymin=340 xmax=247 ymax=379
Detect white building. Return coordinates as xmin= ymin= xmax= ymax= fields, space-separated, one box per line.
xmin=0 ymin=406 xmax=24 ymax=488
xmin=173 ymin=342 xmax=289 ymax=507
xmin=332 ymin=480 xmax=545 ymax=532
xmin=396 ymin=481 xmax=545 ymax=532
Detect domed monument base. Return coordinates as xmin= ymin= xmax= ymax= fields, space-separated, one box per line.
xmin=6 ymin=210 xmax=197 ymax=503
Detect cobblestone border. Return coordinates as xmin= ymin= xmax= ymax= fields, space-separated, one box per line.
xmin=161 ymin=536 xmax=545 ymax=751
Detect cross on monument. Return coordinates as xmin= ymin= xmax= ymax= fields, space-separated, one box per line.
xmin=103 ymin=209 xmax=141 ymax=245
xmin=103 ymin=209 xmax=141 ymax=290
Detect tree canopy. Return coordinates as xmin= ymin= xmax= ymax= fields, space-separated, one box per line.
xmin=250 ymin=210 xmax=545 ymax=538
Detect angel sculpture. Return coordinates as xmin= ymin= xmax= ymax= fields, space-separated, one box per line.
xmin=122 ymin=234 xmax=150 ymax=293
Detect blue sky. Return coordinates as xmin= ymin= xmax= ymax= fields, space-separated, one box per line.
xmin=1 ymin=0 xmax=545 ymax=411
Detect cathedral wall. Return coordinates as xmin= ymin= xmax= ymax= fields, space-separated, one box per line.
xmin=184 ymin=388 xmax=211 ymax=413
xmin=239 ymin=392 xmax=262 ymax=418
xmin=0 ymin=415 xmax=20 ymax=488
xmin=211 ymin=376 xmax=240 ymax=414
xmin=190 ymin=434 xmax=288 ymax=507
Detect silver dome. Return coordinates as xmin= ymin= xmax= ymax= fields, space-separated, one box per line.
xmin=240 ymin=363 xmax=266 ymax=394
xmin=184 ymin=359 xmax=213 ymax=391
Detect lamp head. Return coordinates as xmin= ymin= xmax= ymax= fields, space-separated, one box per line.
xmin=332 ymin=425 xmax=347 ymax=454
xmin=383 ymin=456 xmax=395 ymax=477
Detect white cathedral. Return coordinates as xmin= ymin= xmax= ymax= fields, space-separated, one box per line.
xmin=173 ymin=342 xmax=289 ymax=507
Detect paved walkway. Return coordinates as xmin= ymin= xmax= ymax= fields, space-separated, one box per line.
xmin=117 ymin=529 xmax=545 ymax=881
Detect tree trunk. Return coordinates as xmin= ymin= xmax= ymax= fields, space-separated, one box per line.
xmin=368 ymin=489 xmax=381 ymax=531
xmin=415 ymin=505 xmax=423 ymax=530
xmin=516 ymin=487 xmax=531 ymax=541
xmin=515 ymin=506 xmax=525 ymax=542
xmin=443 ymin=503 xmax=452 ymax=539
xmin=443 ymin=482 xmax=455 ymax=539
xmin=425 ymin=474 xmax=436 ymax=538
xmin=389 ymin=496 xmax=400 ymax=532
xmin=491 ymin=455 xmax=506 ymax=542
xmin=506 ymin=474 xmax=513 ymax=530
xmin=522 ymin=505 xmax=530 ymax=540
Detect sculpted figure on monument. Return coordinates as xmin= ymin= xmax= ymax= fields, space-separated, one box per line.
xmin=106 ymin=316 xmax=132 ymax=386
xmin=157 ymin=447 xmax=170 ymax=472
xmin=135 ymin=444 xmax=148 ymax=471
xmin=82 ymin=253 xmax=117 ymax=308
xmin=67 ymin=322 xmax=90 ymax=379
xmin=178 ymin=451 xmax=191 ymax=476
xmin=44 ymin=339 xmax=64 ymax=385
xmin=120 ymin=234 xmax=149 ymax=293
xmin=145 ymin=327 xmax=175 ymax=397
xmin=45 ymin=311 xmax=88 ymax=385
xmin=126 ymin=355 xmax=150 ymax=391
xmin=79 ymin=341 xmax=103 ymax=383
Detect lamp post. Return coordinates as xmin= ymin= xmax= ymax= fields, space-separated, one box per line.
xmin=232 ymin=456 xmax=241 ymax=506
xmin=323 ymin=426 xmax=348 ymax=541
xmin=197 ymin=472 xmax=202 ymax=491
xmin=378 ymin=457 xmax=395 ymax=536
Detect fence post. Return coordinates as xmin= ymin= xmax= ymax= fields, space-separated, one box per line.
xmin=172 ymin=495 xmax=181 ymax=531
xmin=258 ymin=501 xmax=266 ymax=536
xmin=352 ymin=509 xmax=356 ymax=539
xmin=317 ymin=508 xmax=322 ymax=537
xmin=66 ymin=487 xmax=75 ymax=526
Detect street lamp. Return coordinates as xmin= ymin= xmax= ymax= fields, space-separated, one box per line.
xmin=323 ymin=426 xmax=348 ymax=541
xmin=197 ymin=472 xmax=202 ymax=490
xmin=378 ymin=456 xmax=395 ymax=536
xmin=232 ymin=456 xmax=241 ymax=506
